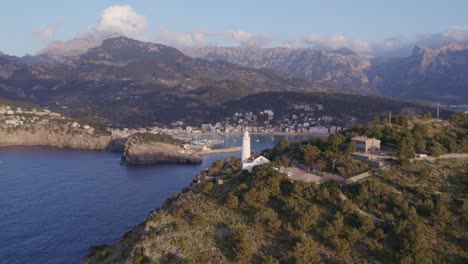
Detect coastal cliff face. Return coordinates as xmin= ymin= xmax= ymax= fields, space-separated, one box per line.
xmin=0 ymin=126 xmax=111 ymax=150
xmin=0 ymin=102 xmax=114 ymax=150
xmin=122 ymin=136 xmax=202 ymax=165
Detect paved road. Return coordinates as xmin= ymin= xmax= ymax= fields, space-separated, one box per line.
xmin=285 ymin=164 xmax=328 ymax=184
xmin=413 ymin=153 xmax=468 ymax=162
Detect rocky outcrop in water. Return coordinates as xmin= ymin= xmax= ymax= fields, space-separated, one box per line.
xmin=122 ymin=136 xmax=202 ymax=165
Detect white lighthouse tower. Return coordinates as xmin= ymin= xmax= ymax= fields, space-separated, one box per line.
xmin=241 ymin=130 xmax=251 ymax=162
xmin=241 ymin=128 xmax=270 ymax=171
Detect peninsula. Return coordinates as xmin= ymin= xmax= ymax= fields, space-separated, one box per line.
xmin=84 ymin=114 xmax=468 ymax=263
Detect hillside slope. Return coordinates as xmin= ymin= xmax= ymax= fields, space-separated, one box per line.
xmin=84 ymin=152 xmax=468 ymax=263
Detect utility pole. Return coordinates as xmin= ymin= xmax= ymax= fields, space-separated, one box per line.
xmin=436 ymin=102 xmax=440 ymax=120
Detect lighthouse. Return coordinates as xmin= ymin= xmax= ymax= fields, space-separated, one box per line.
xmin=241 ymin=130 xmax=251 ymax=162
xmin=241 ymin=130 xmax=270 ymax=171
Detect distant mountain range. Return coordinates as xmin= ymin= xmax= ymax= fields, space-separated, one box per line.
xmin=183 ymin=46 xmax=372 ymax=92
xmin=3 ymin=36 xmax=467 ymax=104
xmin=184 ymin=44 xmax=468 ymax=104
xmin=0 ymin=36 xmax=463 ymax=126
xmin=0 ymin=37 xmax=332 ymax=125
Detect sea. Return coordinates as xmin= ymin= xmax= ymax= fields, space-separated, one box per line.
xmin=0 ymin=134 xmax=310 ymax=264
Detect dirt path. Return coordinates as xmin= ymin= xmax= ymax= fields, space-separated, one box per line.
xmin=338 ymin=191 xmax=384 ymax=223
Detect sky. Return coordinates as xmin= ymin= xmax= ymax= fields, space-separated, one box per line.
xmin=1 ymin=0 xmax=468 ymax=56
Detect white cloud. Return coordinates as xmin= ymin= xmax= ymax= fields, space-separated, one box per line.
xmin=220 ymin=30 xmax=275 ymax=46
xmin=70 ymin=7 xmax=468 ymax=58
xmin=282 ymin=26 xmax=468 ymax=57
xmin=305 ymin=34 xmax=372 ymax=53
xmin=155 ymin=28 xmax=275 ymax=47
xmin=155 ymin=28 xmax=206 ymax=47
xmin=282 ymin=34 xmax=414 ymax=57
xmin=417 ymin=26 xmax=468 ymax=47
xmin=79 ymin=5 xmax=148 ymax=40
xmin=34 ymin=22 xmax=63 ymax=43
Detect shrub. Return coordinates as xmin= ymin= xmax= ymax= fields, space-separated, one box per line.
xmin=201 ymin=181 xmax=214 ymax=193
xmin=191 ymin=214 xmax=206 ymax=226
xmin=225 ymin=192 xmax=239 ymax=208
xmin=286 ymin=235 xmax=320 ymax=264
xmin=254 ymin=207 xmax=282 ymax=231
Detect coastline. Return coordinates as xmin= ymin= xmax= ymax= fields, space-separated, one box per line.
xmin=196 ymin=132 xmax=329 ymax=137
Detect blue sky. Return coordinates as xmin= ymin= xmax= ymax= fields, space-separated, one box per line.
xmin=2 ymin=0 xmax=468 ymax=56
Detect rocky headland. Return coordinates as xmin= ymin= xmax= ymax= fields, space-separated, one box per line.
xmin=0 ymin=103 xmax=115 ymax=150
xmin=122 ymin=132 xmax=202 ymax=165
xmin=0 ymin=102 xmax=202 ymax=165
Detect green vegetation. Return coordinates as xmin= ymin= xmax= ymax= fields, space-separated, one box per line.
xmin=349 ymin=114 xmax=468 ymax=161
xmin=132 ymin=132 xmax=182 ymax=145
xmin=189 ymin=80 xmax=253 ymax=104
xmin=87 ymin=157 xmax=468 ymax=263
xmin=0 ymin=97 xmax=39 ymax=110
xmin=264 ymin=133 xmax=369 ymax=177
xmin=450 ymin=112 xmax=468 ymax=128
xmin=218 ymin=92 xmax=453 ymax=127
xmin=69 ymin=117 xmax=111 ymax=136
xmin=32 ymin=90 xmax=452 ymax=128
xmin=85 ymin=118 xmax=467 ymax=263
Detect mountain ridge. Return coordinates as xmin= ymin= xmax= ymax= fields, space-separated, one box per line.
xmin=184 ymin=43 xmax=468 ymax=103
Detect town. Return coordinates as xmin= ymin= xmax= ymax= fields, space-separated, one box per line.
xmin=111 ymin=103 xmax=343 ymax=138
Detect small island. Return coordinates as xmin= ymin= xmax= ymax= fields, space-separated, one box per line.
xmin=122 ymin=132 xmax=202 ymax=165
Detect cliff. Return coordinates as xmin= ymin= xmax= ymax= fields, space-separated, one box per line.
xmin=122 ymin=133 xmax=202 ymax=165
xmin=0 ymin=126 xmax=112 ymax=150
xmin=0 ymin=102 xmax=114 ymax=150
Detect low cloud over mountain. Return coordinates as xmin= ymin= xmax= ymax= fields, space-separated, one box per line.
xmin=78 ymin=5 xmax=149 ymax=40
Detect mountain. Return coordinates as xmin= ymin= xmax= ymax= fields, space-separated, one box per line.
xmin=0 ymin=37 xmax=457 ymax=127
xmin=36 ymin=37 xmax=105 ymax=62
xmin=30 ymin=37 xmax=328 ymax=91
xmin=327 ymin=47 xmax=357 ymax=56
xmin=367 ymin=44 xmax=468 ymax=104
xmin=0 ymin=58 xmax=22 ymax=79
xmin=183 ymin=46 xmax=372 ymax=91
xmin=0 ymin=37 xmax=333 ymax=126
xmin=184 ymin=44 xmax=468 ymax=104
xmin=0 ymin=52 xmax=56 ymax=65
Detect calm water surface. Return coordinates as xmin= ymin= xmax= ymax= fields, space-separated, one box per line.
xmin=0 ymin=135 xmax=308 ymax=264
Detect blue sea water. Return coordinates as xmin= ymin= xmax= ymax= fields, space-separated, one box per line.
xmin=0 ymin=135 xmax=307 ymax=264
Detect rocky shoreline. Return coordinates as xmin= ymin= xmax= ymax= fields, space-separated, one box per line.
xmin=0 ymin=127 xmax=204 ymax=165
xmin=0 ymin=126 xmax=113 ymax=150
xmin=121 ymin=134 xmax=202 ymax=165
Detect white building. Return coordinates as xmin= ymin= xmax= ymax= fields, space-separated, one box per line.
xmin=351 ymin=136 xmax=381 ymax=154
xmin=241 ymin=130 xmax=270 ymax=171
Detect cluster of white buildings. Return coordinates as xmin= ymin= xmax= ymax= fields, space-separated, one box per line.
xmin=0 ymin=105 xmax=98 ymax=135
xmin=0 ymin=105 xmax=62 ymax=128
xmin=193 ymin=105 xmax=342 ymax=135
